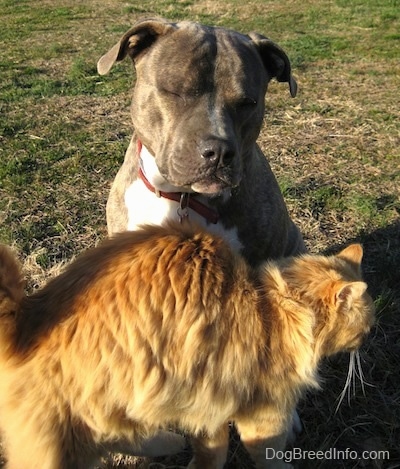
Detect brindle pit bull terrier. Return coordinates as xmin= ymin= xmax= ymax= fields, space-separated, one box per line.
xmin=97 ymin=17 xmax=303 ymax=465
xmin=97 ymin=17 xmax=305 ymax=267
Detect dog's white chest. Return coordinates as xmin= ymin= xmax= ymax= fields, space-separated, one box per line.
xmin=125 ymin=180 xmax=180 ymax=229
xmin=124 ymin=180 xmax=243 ymax=253
xmin=124 ymin=145 xmax=243 ymax=252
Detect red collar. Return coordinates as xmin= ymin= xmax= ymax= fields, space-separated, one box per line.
xmin=137 ymin=141 xmax=219 ymax=225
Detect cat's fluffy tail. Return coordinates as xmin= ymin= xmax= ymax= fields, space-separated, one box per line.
xmin=0 ymin=245 xmax=24 ymax=357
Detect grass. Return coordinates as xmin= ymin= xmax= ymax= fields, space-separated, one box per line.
xmin=0 ymin=0 xmax=399 ymax=467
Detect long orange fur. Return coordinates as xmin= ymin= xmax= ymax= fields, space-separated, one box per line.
xmin=0 ymin=222 xmax=375 ymax=469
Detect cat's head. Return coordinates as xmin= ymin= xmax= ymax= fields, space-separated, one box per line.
xmin=281 ymin=244 xmax=375 ymax=357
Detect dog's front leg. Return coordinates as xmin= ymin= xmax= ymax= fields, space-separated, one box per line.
xmin=187 ymin=425 xmax=229 ymax=469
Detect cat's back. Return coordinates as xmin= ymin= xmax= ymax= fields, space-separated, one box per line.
xmin=106 ymin=221 xmax=236 ymax=285
xmin=110 ymin=221 xmax=239 ymax=320
xmin=17 ymin=222 xmax=238 ymax=352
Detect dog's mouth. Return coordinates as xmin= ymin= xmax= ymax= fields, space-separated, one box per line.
xmin=160 ymin=167 xmax=240 ymax=195
xmin=191 ymin=180 xmax=229 ymax=195
xmin=142 ymin=142 xmax=241 ymax=196
xmin=190 ymin=174 xmax=240 ymax=195
xmin=157 ymin=156 xmax=241 ymax=196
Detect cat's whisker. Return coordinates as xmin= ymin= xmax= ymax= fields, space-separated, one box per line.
xmin=352 ymin=352 xmax=357 ymax=397
xmin=335 ymin=352 xmax=356 ymax=413
xmin=336 ymin=349 xmax=375 ymax=413
xmin=355 ymin=350 xmax=376 ymax=390
xmin=355 ymin=351 xmax=366 ymax=396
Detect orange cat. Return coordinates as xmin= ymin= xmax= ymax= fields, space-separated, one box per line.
xmin=0 ymin=222 xmax=374 ymax=469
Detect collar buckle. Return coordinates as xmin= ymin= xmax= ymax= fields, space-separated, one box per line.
xmin=177 ymin=193 xmax=190 ymax=222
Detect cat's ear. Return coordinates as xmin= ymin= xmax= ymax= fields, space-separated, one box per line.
xmin=336 ymin=244 xmax=363 ymax=265
xmin=336 ymin=244 xmax=363 ymax=276
xmin=335 ymin=281 xmax=368 ymax=310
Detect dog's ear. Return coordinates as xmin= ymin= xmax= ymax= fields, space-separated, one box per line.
xmin=97 ymin=18 xmax=176 ymax=75
xmin=248 ymin=32 xmax=297 ymax=98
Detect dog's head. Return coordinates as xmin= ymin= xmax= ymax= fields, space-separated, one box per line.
xmin=98 ymin=18 xmax=297 ymax=195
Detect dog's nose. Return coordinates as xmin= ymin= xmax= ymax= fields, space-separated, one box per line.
xmin=200 ymin=138 xmax=236 ymax=166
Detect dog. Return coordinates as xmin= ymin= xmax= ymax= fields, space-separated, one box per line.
xmin=97 ymin=17 xmax=305 ymax=267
